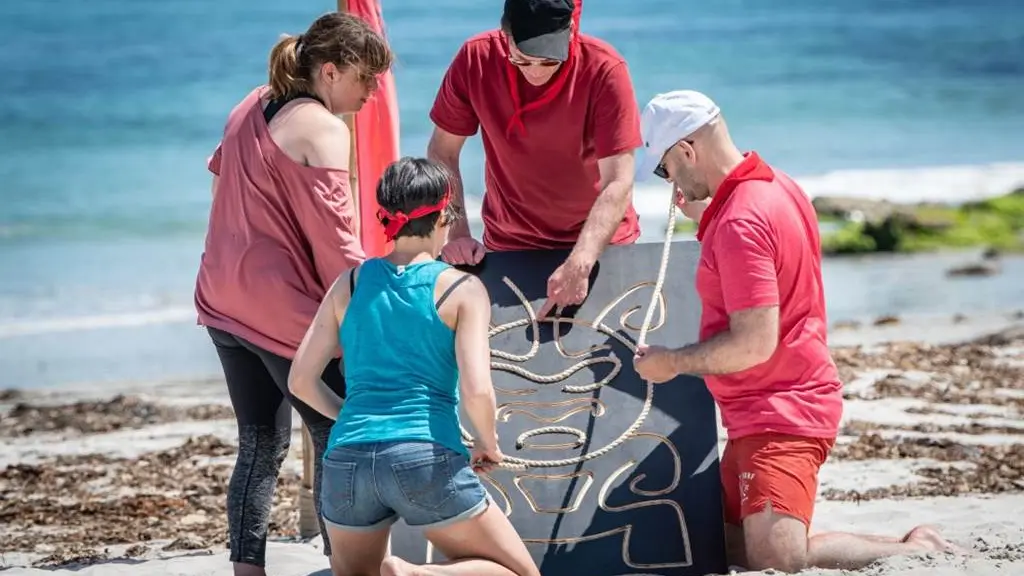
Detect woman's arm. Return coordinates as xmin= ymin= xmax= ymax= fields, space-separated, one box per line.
xmin=298 ymin=117 xmax=367 ymax=289
xmin=288 ymin=270 xmax=352 ymax=420
xmin=453 ymin=276 xmax=500 ymax=450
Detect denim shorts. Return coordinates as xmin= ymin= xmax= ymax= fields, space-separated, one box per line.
xmin=320 ymin=440 xmax=490 ymax=532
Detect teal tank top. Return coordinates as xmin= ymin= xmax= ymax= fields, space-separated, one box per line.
xmin=326 ymin=258 xmax=468 ymax=457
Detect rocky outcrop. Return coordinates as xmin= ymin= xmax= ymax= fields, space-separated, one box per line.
xmin=946 ymin=262 xmax=1002 ymax=277
xmin=814 ymin=196 xmax=964 ymax=253
xmin=816 ymin=189 xmax=1024 ymax=255
xmin=813 ymin=196 xmax=956 ymax=229
xmin=812 ymin=196 xmax=912 ymax=224
xmin=946 ymin=248 xmax=1003 ymax=278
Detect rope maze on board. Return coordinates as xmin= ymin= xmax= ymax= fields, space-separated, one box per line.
xmin=461 ymin=198 xmax=679 ymax=471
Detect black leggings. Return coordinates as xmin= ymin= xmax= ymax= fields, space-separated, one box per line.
xmin=207 ymin=326 xmax=345 ymax=567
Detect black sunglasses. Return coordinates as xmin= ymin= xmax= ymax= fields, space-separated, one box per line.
xmin=653 ymin=139 xmax=694 ymax=180
xmin=507 ymin=54 xmax=562 ymax=67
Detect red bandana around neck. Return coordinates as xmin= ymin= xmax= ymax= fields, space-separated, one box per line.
xmin=376 ymin=187 xmax=451 ymax=242
xmin=695 ymin=151 xmax=775 ymax=242
xmin=503 ymin=0 xmax=583 ymax=138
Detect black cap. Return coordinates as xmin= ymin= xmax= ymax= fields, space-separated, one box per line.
xmin=503 ymin=0 xmax=574 ymax=61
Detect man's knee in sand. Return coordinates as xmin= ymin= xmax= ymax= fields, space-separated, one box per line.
xmin=738 ymin=506 xmax=810 ymax=573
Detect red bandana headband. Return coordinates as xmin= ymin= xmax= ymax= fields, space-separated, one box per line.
xmin=376 ymin=187 xmax=452 ymax=242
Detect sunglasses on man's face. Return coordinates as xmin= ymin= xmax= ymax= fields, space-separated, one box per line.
xmin=653 ymin=139 xmax=695 ymax=180
xmin=508 ymin=54 xmax=561 ymax=67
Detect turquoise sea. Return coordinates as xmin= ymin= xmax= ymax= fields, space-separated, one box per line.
xmin=1 ymin=0 xmax=1023 ymax=389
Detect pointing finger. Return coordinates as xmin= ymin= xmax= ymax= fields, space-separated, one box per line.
xmin=536 ymin=298 xmax=555 ymax=319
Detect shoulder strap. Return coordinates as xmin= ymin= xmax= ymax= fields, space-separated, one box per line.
xmin=263 ymin=91 xmax=326 ymax=123
xmin=435 ymin=273 xmax=473 ymax=309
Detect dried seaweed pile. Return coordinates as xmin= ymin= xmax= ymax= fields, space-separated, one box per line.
xmin=821 ymin=331 xmax=1024 ymax=502
xmin=0 ymin=435 xmax=303 ymax=558
xmin=0 ymin=394 xmax=234 ymax=437
xmin=823 ymin=434 xmax=1024 ymax=501
xmin=842 ymin=419 xmax=1024 ymax=437
xmin=833 ymin=338 xmax=1024 ymax=406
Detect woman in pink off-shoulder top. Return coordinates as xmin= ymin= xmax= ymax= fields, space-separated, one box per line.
xmin=193 ymin=12 xmax=392 ymax=576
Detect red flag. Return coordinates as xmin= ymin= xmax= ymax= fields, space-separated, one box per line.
xmin=345 ymin=0 xmax=400 ymax=257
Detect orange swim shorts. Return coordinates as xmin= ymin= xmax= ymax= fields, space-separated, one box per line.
xmin=720 ymin=433 xmax=836 ymax=528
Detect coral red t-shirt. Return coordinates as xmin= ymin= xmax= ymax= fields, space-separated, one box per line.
xmin=695 ymin=152 xmax=843 ymax=440
xmin=429 ymin=30 xmax=642 ymax=251
xmin=195 ymin=86 xmax=364 ymax=359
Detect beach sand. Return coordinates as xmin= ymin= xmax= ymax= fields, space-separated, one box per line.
xmin=1 ymin=314 xmax=1022 ymax=576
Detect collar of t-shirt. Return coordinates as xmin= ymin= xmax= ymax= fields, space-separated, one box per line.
xmin=503 ymin=0 xmax=584 ymax=138
xmin=695 ymin=151 xmax=775 ymax=242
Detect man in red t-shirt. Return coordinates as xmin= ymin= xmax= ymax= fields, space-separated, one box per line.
xmin=631 ymin=90 xmax=961 ymax=571
xmin=427 ymin=0 xmax=642 ymax=316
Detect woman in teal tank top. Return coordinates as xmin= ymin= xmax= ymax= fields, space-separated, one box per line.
xmin=288 ymin=157 xmax=539 ymax=576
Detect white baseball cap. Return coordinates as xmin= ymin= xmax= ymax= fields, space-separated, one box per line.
xmin=635 ymin=90 xmax=721 ymax=182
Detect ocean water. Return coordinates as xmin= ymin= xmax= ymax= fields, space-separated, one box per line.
xmin=1 ymin=0 xmax=1023 ymax=389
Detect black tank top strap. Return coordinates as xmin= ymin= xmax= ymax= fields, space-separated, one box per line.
xmin=263 ymin=91 xmax=325 ymax=123
xmin=435 ymin=273 xmax=474 ymax=309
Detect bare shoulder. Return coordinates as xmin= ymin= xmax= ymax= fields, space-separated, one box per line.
xmin=458 ymin=272 xmax=488 ymax=302
xmin=299 ymin=108 xmax=351 ymax=170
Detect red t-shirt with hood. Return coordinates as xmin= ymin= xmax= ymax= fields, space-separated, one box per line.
xmin=430 ymin=2 xmax=643 ymax=251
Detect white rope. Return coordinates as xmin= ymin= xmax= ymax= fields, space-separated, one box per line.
xmin=468 ymin=196 xmax=679 ymax=470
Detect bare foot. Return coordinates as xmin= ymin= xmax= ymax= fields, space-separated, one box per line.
xmin=381 ymin=556 xmax=418 ymax=576
xmin=902 ymin=525 xmax=968 ymax=555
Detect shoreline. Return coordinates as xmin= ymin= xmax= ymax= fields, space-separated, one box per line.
xmin=1 ymin=320 xmax=1022 ymax=575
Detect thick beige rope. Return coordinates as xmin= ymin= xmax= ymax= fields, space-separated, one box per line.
xmin=637 ymin=200 xmax=679 ymax=349
xmin=469 ymin=197 xmax=679 ymax=470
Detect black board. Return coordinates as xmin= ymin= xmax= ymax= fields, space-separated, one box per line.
xmin=389 ymin=240 xmax=727 ymax=576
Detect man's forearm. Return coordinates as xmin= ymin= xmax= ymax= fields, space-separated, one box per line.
xmin=669 ymin=331 xmax=769 ymax=376
xmin=428 ymin=150 xmax=472 ymax=239
xmin=447 ymin=167 xmax=473 ymax=238
xmin=571 ymin=180 xmax=631 ymax=265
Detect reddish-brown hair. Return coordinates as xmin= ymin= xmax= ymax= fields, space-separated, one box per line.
xmin=267 ymin=12 xmax=393 ymax=99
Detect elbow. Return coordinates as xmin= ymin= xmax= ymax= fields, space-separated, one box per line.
xmin=427 ymin=137 xmax=457 ymax=168
xmin=426 ymin=135 xmax=445 ymax=162
xmin=598 ymin=178 xmax=633 ymax=214
xmin=613 ymin=180 xmax=633 ymax=206
xmin=287 ymin=371 xmax=310 ymax=400
xmin=428 ymin=148 xmax=456 ymax=170
xmin=604 ymin=181 xmax=630 ymax=199
xmin=461 ymin=380 xmax=494 ymax=404
xmin=746 ymin=336 xmax=777 ymax=368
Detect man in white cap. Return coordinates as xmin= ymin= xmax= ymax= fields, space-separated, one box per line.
xmin=631 ymin=90 xmax=959 ymax=571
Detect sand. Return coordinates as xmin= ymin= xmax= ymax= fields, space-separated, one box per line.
xmin=1 ymin=314 xmax=1022 ymax=576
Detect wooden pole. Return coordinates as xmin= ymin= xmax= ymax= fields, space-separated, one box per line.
xmin=298 ymin=426 xmax=319 ymax=538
